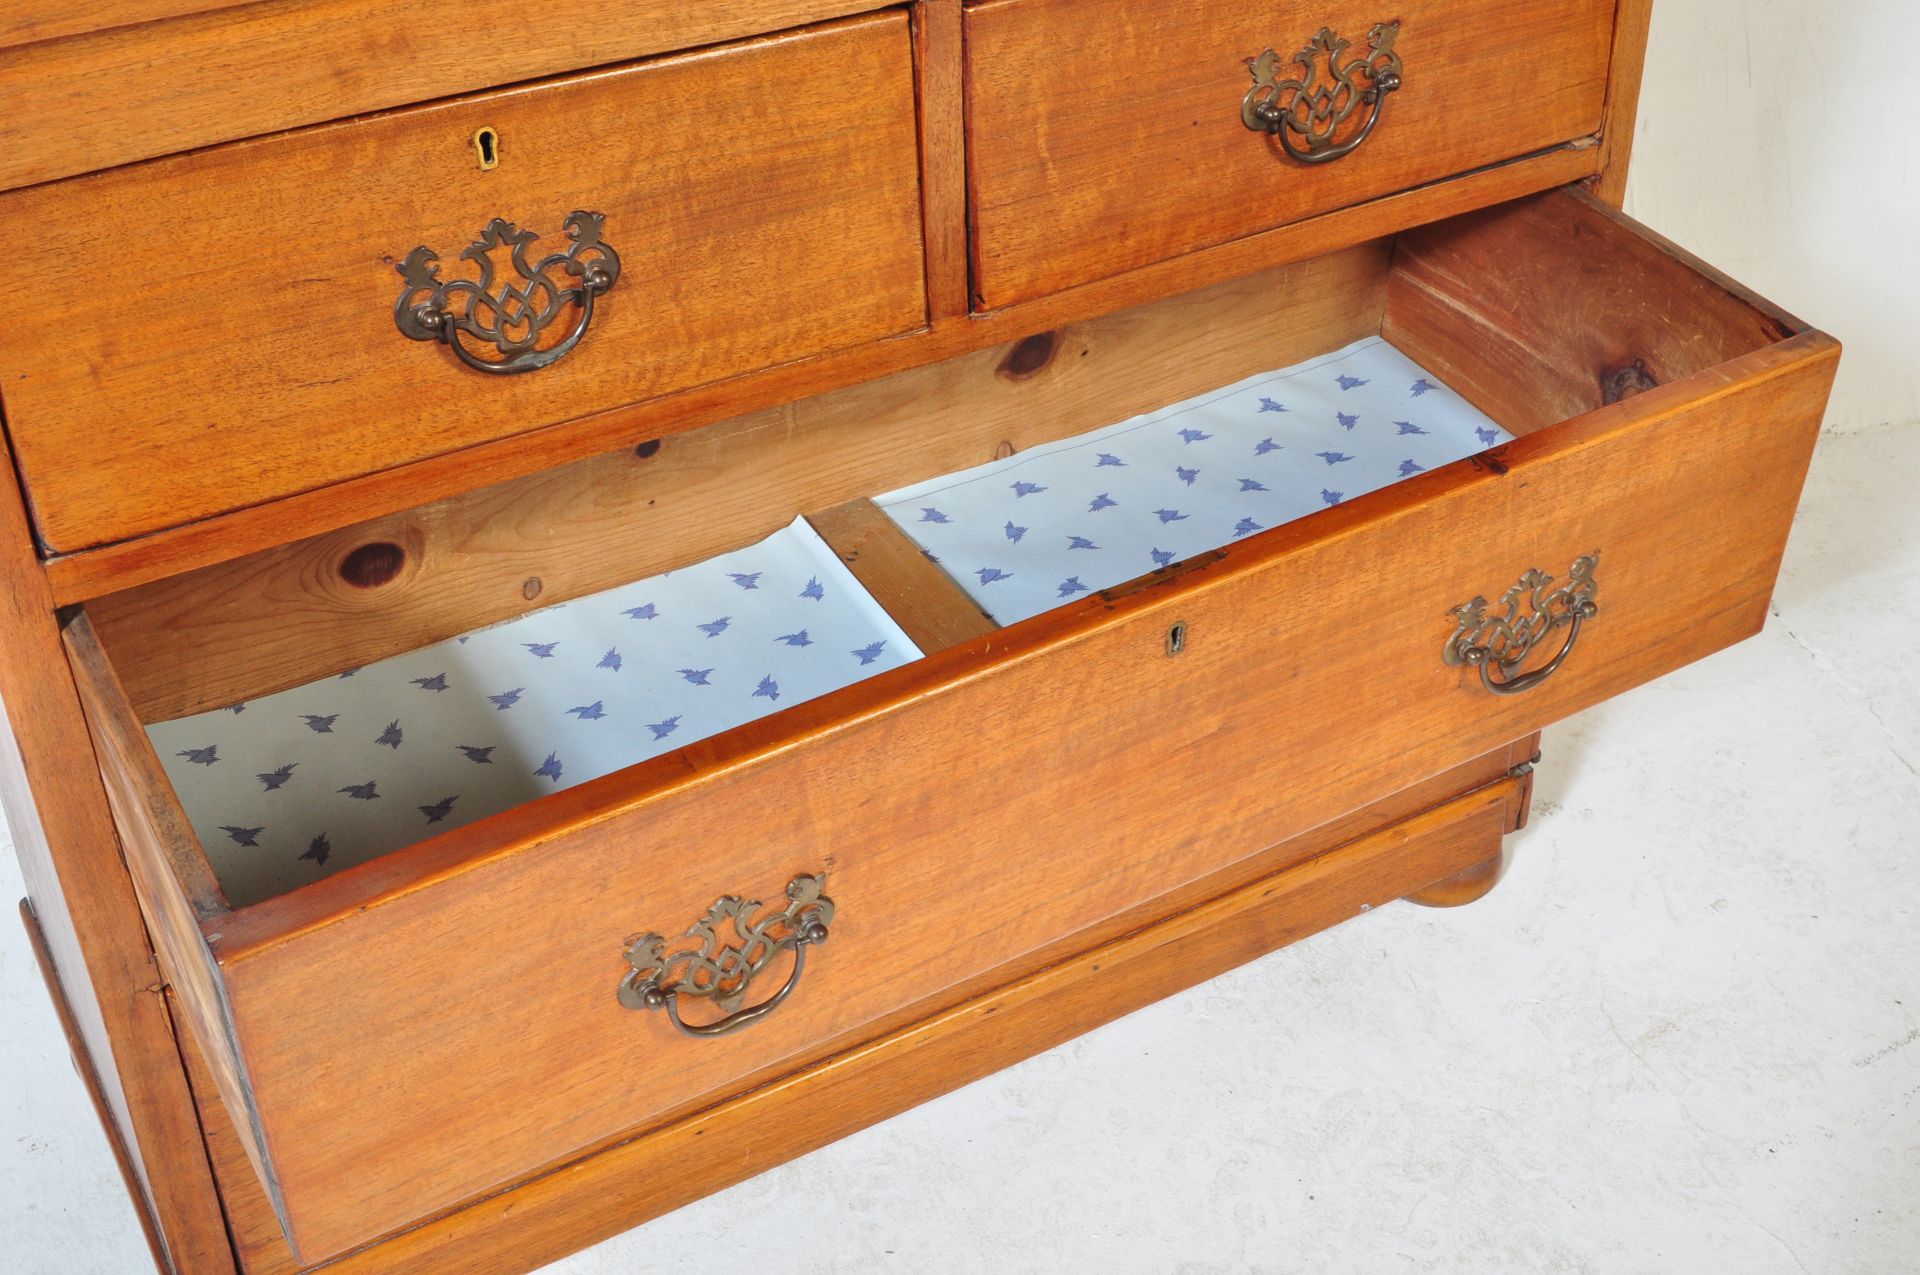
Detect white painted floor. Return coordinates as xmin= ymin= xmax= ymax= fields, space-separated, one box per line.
xmin=3 ymin=424 xmax=1915 ymax=1275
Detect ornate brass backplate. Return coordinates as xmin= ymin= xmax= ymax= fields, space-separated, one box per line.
xmin=1443 ymin=554 xmax=1600 ymax=696
xmin=393 ymin=211 xmax=619 ymax=375
xmin=1241 ymin=21 xmax=1404 ymax=163
xmin=617 ymin=873 xmax=834 ymax=1037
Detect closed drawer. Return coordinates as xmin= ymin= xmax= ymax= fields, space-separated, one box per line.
xmin=65 ymin=190 xmax=1834 ymax=1263
xmin=0 ymin=1 xmax=895 ymax=190
xmin=965 ymin=0 xmax=1616 ymax=308
xmin=0 ymin=11 xmax=925 ymax=553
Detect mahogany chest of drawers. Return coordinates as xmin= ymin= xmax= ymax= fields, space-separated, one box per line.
xmin=0 ymin=2 xmax=1836 ymax=1270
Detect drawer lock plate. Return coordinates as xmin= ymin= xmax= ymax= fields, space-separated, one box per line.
xmin=1444 ymin=554 xmax=1600 ymax=696
xmin=393 ymin=211 xmax=620 ymax=375
xmin=618 ymin=873 xmax=834 ymax=1037
xmin=1241 ymin=21 xmax=1403 ymax=164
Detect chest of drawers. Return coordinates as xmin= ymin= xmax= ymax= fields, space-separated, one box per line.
xmin=1 ymin=2 xmax=1836 ymax=1270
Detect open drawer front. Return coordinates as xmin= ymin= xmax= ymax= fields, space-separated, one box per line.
xmin=63 ymin=189 xmax=1836 ymax=1263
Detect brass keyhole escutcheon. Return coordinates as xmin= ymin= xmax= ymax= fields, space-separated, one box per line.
xmin=472 ymin=126 xmax=500 ymax=170
xmin=1166 ymin=621 xmax=1189 ymax=656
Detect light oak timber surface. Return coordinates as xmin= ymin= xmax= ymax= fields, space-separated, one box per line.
xmin=40 ymin=144 xmax=1601 ymax=607
xmin=0 ymin=0 xmax=890 ymax=191
xmin=0 ymin=12 xmax=927 ymax=553
xmin=965 ymin=0 xmax=1615 ymax=307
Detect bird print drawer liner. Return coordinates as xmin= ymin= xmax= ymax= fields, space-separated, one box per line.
xmin=877 ymin=336 xmax=1512 ymax=626
xmin=148 ymin=518 xmax=922 ymax=908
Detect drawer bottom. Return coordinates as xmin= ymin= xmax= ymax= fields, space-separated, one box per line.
xmin=877 ymin=335 xmax=1508 ymax=626
xmin=145 ymin=519 xmax=922 ymax=907
xmin=180 ymin=764 xmax=1529 ymax=1274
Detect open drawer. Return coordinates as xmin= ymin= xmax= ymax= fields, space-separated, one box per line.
xmin=63 ymin=190 xmax=1836 ymax=1263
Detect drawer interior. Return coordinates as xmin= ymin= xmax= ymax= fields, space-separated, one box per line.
xmin=80 ymin=187 xmax=1810 ymax=912
xmin=60 ymin=186 xmax=1836 ymax=1260
xmin=142 ymin=517 xmax=932 ymax=907
xmin=134 ymin=329 xmax=1509 ymax=907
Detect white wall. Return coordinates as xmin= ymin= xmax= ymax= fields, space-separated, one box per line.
xmin=1624 ymin=0 xmax=1920 ymax=433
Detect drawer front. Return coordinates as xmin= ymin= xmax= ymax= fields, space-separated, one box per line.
xmin=0 ymin=12 xmax=925 ymax=552
xmin=966 ymin=0 xmax=1614 ymax=308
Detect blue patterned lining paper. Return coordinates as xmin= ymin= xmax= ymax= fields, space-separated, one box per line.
xmin=148 ymin=518 xmax=922 ymax=907
xmin=876 ymin=336 xmax=1512 ymax=625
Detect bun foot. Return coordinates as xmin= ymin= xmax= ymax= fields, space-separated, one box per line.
xmin=1404 ymin=849 xmax=1505 ymax=907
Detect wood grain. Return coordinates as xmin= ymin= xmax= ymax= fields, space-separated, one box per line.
xmin=91 ymin=202 xmax=1834 ymax=1257
xmin=913 ymin=0 xmax=972 ymax=320
xmin=1588 ymin=0 xmax=1656 ymax=207
xmin=63 ymin=614 xmax=287 ymax=1243
xmin=209 ymin=329 xmax=1829 ymax=1259
xmin=42 ymin=144 xmax=1598 ymax=607
xmin=187 ymin=773 xmax=1526 ymax=1274
xmin=0 ymin=430 xmax=233 ymax=1269
xmin=90 ymin=243 xmax=1389 ymax=721
xmin=807 ymin=499 xmax=998 ymax=652
xmin=0 ymin=0 xmax=250 ymax=51
xmin=0 ymin=13 xmax=927 ymax=553
xmin=1403 ymin=850 xmax=1506 ymax=906
xmin=1384 ymin=189 xmax=1803 ymax=433
xmin=19 ymin=899 xmax=170 ymax=1274
xmin=0 ymin=0 xmax=887 ymax=191
xmin=965 ymin=0 xmax=1616 ymax=307
xmin=0 ymin=7 xmax=1708 ymax=1268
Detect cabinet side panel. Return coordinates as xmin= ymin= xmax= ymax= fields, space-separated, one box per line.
xmin=0 ymin=430 xmax=233 ymax=1270
xmin=1588 ymin=0 xmax=1655 ymax=206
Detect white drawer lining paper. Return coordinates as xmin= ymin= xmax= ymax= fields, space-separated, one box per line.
xmin=148 ymin=518 xmax=922 ymax=908
xmin=877 ymin=335 xmax=1513 ymax=625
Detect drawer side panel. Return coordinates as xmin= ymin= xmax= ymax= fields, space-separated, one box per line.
xmin=62 ymin=614 xmax=289 ymax=1236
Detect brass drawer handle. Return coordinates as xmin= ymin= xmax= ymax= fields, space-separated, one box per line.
xmin=393 ymin=211 xmax=620 ymax=375
xmin=1241 ymin=21 xmax=1403 ymax=164
xmin=1444 ymin=554 xmax=1600 ymax=696
xmin=617 ymin=873 xmax=834 ymax=1037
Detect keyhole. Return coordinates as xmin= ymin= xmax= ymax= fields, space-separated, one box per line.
xmin=473 ymin=126 xmax=499 ymax=170
xmin=1166 ymin=621 xmax=1188 ymax=656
